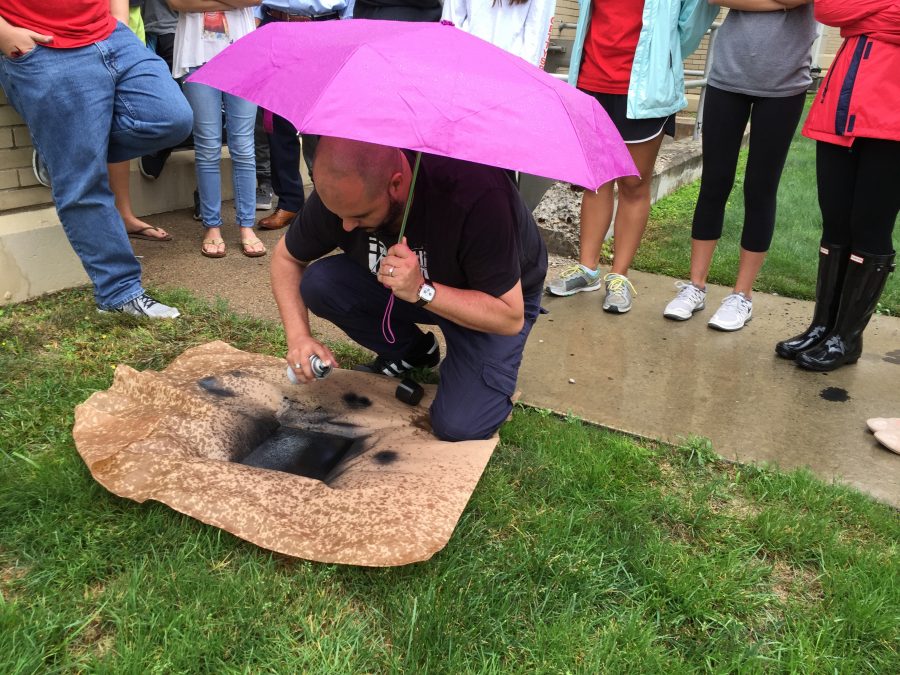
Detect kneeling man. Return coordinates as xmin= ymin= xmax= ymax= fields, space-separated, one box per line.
xmin=271 ymin=137 xmax=547 ymax=441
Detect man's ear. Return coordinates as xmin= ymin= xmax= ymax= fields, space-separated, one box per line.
xmin=387 ymin=170 xmax=405 ymax=201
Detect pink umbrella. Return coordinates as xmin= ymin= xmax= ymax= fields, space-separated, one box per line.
xmin=188 ymin=19 xmax=637 ymax=190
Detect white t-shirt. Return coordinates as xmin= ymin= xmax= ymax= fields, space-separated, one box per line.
xmin=172 ymin=9 xmax=257 ymax=79
xmin=441 ymin=0 xmax=556 ymax=68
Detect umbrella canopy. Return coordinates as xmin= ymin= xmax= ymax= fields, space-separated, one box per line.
xmin=189 ymin=19 xmax=637 ymax=190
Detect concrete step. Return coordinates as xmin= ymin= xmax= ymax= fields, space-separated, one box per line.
xmin=1 ymin=150 xmax=237 ymax=306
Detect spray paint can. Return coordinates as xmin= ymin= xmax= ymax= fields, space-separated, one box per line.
xmin=286 ymin=355 xmax=332 ymax=384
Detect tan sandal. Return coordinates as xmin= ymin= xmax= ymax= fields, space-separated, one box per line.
xmin=240 ymin=236 xmax=267 ymax=258
xmin=201 ymin=237 xmax=226 ymax=258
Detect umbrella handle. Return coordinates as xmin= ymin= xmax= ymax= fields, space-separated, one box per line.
xmin=396 ymin=151 xmax=421 ymax=244
xmin=382 ymin=151 xmax=422 ymax=344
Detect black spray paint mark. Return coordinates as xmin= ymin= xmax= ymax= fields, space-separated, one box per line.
xmin=342 ymin=392 xmax=372 ymax=409
xmin=820 ymin=387 xmax=850 ymax=403
xmin=372 ymin=450 xmax=398 ymax=465
xmin=883 ymin=350 xmax=900 ymax=365
xmin=240 ymin=425 xmax=365 ymax=481
xmin=197 ymin=377 xmax=236 ymax=398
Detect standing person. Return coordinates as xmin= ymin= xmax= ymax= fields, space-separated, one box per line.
xmin=441 ymin=0 xmax=556 ymax=73
xmin=170 ymin=1 xmax=265 ymax=258
xmin=110 ymin=0 xmax=175 ymax=242
xmin=546 ymin=0 xmax=718 ymax=314
xmin=271 ymin=137 xmax=548 ymax=441
xmin=662 ymin=0 xmax=816 ymax=331
xmin=353 ymin=0 xmax=442 ymax=22
xmin=139 ymin=0 xmax=181 ymax=181
xmin=775 ymin=0 xmax=899 ymax=371
xmin=255 ymin=1 xmax=348 ymax=233
xmin=0 ymin=0 xmax=192 ymax=317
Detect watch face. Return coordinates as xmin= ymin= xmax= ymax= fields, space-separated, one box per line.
xmin=419 ymin=283 xmax=436 ymax=303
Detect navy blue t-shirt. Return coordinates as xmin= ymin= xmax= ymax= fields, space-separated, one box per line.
xmin=284 ymin=152 xmax=547 ymax=299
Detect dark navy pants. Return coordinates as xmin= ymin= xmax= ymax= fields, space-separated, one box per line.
xmin=301 ymin=255 xmax=541 ymax=441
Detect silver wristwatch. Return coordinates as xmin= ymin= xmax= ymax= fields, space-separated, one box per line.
xmin=415 ymin=282 xmax=436 ymax=307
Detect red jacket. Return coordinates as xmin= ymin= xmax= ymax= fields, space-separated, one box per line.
xmin=803 ymin=0 xmax=900 ymax=146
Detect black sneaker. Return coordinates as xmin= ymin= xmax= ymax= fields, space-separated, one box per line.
xmin=354 ymin=331 xmax=440 ymax=377
xmin=192 ymin=189 xmax=201 ymax=221
xmin=139 ymin=150 xmax=170 ymax=180
xmin=98 ymin=292 xmax=180 ymax=319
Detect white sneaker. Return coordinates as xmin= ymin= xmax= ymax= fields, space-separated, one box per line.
xmin=708 ymin=292 xmax=752 ymax=331
xmin=663 ymin=281 xmax=706 ymax=320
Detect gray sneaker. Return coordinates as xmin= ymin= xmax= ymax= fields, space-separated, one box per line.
xmin=602 ymin=273 xmax=635 ymax=314
xmin=32 ymin=150 xmax=51 ymax=188
xmin=99 ymin=292 xmax=180 ymax=319
xmin=546 ymin=264 xmax=602 ymax=296
xmin=663 ymin=281 xmax=706 ymax=320
xmin=256 ymin=182 xmax=273 ymax=211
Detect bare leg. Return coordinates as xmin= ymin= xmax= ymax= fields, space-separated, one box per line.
xmin=578 ymin=181 xmax=615 ymax=269
xmin=689 ymin=239 xmax=718 ymax=288
xmin=609 ymin=134 xmax=666 ymax=276
xmin=109 ymin=161 xmax=170 ymax=239
xmin=733 ymin=247 xmax=767 ymax=298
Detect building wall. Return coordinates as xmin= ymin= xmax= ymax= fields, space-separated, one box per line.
xmin=0 ymin=89 xmax=52 ymax=211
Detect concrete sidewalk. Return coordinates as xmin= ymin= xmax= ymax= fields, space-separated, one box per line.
xmin=135 ymin=206 xmax=900 ymax=507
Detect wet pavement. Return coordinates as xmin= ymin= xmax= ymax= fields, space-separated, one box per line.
xmin=135 ymin=206 xmax=900 ymax=507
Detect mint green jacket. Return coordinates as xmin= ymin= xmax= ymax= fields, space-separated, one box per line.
xmin=568 ymin=0 xmax=719 ymax=119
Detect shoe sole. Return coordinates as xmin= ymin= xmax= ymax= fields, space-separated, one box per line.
xmin=663 ymin=306 xmax=704 ymax=321
xmin=794 ymin=354 xmax=859 ymax=372
xmin=546 ymin=283 xmax=602 ymax=297
xmin=708 ymin=316 xmax=752 ymax=332
xmin=97 ymin=308 xmax=180 ymax=319
xmin=32 ymin=153 xmax=50 ymax=188
xmin=603 ymin=303 xmax=631 ymax=314
xmin=255 ymin=204 xmax=273 ymax=211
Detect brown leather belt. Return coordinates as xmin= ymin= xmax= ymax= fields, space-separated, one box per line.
xmin=264 ymin=7 xmax=340 ymax=22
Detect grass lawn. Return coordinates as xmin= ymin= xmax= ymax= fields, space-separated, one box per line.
xmin=2 ymin=290 xmax=898 ymax=673
xmin=636 ymin=98 xmax=900 ymax=315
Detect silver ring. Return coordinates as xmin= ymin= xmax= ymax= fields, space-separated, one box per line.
xmin=389 ymin=266 xmax=395 ymax=277
xmin=294 ymin=363 xmax=302 ymax=369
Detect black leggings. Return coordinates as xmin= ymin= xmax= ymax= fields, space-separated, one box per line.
xmin=817 ymin=139 xmax=900 ymax=255
xmin=692 ymin=86 xmax=806 ymax=252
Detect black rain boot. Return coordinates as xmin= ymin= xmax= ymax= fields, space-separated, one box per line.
xmin=775 ymin=243 xmax=848 ymax=359
xmin=796 ymin=251 xmax=895 ymax=372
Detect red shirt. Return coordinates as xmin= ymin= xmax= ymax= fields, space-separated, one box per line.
xmin=577 ymin=0 xmax=645 ymax=95
xmin=0 ymin=1 xmax=117 ymax=49
xmin=803 ymin=0 xmax=900 ymax=145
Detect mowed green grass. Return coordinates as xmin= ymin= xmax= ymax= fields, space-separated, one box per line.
xmin=2 ymin=290 xmax=898 ymax=673
xmin=635 ymin=100 xmax=900 ymax=315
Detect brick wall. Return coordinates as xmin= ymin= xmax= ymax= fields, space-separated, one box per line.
xmin=0 ymin=89 xmax=52 ymax=211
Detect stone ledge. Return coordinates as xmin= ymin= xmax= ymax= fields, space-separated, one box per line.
xmin=0 ymin=207 xmax=88 ymax=305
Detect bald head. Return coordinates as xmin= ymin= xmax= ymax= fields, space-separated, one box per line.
xmin=313 ymin=137 xmax=403 ymax=200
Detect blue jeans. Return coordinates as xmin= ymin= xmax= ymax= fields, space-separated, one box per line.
xmin=182 ymin=77 xmax=257 ymax=228
xmin=0 ymin=23 xmax=192 ymax=309
xmin=301 ymin=255 xmax=542 ymax=441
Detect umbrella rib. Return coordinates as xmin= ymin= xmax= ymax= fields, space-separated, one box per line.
xmin=297 ymin=46 xmax=375 ymax=133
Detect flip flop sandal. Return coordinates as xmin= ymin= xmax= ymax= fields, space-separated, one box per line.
xmin=241 ymin=236 xmax=267 ymax=258
xmin=128 ymin=226 xmax=173 ymax=241
xmin=201 ymin=238 xmax=226 ymax=258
